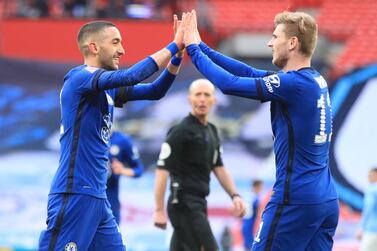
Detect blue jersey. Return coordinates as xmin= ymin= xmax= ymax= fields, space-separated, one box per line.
xmin=187 ymin=43 xmax=337 ymax=204
xmin=50 ymin=58 xmax=175 ymax=199
xmin=106 ymin=131 xmax=143 ymax=223
xmin=51 ymin=65 xmax=119 ymax=198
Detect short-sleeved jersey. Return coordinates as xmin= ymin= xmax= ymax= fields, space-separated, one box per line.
xmin=50 ymin=65 xmax=122 ymax=198
xmin=257 ymin=68 xmax=337 ymax=204
xmin=106 ymin=131 xmax=143 ymax=207
xmin=157 ymin=114 xmax=223 ymax=198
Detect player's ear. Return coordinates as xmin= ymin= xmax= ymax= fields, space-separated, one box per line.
xmin=88 ymin=42 xmax=99 ymax=55
xmin=289 ymin=36 xmax=298 ymax=51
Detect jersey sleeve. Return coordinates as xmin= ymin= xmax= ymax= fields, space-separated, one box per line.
xmin=94 ymin=56 xmax=159 ymax=91
xmin=187 ymin=44 xmax=298 ymax=103
xmin=65 ymin=67 xmax=103 ymax=93
xmin=199 ymin=42 xmax=271 ymax=78
xmin=157 ymin=126 xmax=185 ymax=173
xmin=257 ymin=72 xmax=299 ymax=103
xmin=113 ymin=68 xmax=176 ymax=107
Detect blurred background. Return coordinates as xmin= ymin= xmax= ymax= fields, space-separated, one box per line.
xmin=0 ymin=0 xmax=377 ymax=250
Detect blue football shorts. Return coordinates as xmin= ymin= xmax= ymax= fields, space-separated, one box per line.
xmin=252 ymin=199 xmax=339 ymax=251
xmin=38 ymin=193 xmax=126 ymax=251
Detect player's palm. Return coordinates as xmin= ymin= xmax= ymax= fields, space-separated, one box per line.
xmin=174 ymin=14 xmax=185 ymax=50
xmin=183 ymin=11 xmax=199 ymax=46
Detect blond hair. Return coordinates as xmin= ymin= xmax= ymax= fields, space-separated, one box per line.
xmin=274 ymin=11 xmax=317 ymax=57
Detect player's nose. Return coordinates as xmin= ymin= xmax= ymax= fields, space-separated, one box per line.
xmin=118 ymin=44 xmax=125 ymax=55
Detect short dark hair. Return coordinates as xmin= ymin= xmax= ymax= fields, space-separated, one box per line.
xmin=77 ymin=21 xmax=116 ymax=55
xmin=252 ymin=180 xmax=263 ymax=188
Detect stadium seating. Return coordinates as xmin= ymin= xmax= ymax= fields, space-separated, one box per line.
xmin=317 ymin=0 xmax=377 ymax=78
xmin=207 ymin=0 xmax=291 ymax=37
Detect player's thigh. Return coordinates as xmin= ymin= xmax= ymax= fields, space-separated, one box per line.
xmin=252 ymin=202 xmax=322 ymax=251
xmin=88 ymin=199 xmax=126 ymax=251
xmin=306 ymin=200 xmax=340 ymax=251
xmin=168 ymin=202 xmax=201 ymax=251
xmin=39 ymin=194 xmax=102 ymax=251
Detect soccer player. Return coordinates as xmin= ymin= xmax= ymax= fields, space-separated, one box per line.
xmin=242 ymin=180 xmax=263 ymax=251
xmin=38 ymin=17 xmax=185 ymax=251
xmin=107 ymin=131 xmax=144 ymax=225
xmin=153 ymin=79 xmax=245 ymax=251
xmin=183 ymin=10 xmax=339 ymax=251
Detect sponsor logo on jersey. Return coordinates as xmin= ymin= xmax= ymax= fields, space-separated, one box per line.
xmin=64 ymin=242 xmax=77 ymax=251
xmin=262 ymin=74 xmax=280 ymax=93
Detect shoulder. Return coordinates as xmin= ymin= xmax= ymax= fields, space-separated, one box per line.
xmin=166 ymin=117 xmax=192 ymax=139
xmin=65 ymin=65 xmax=103 ymax=84
xmin=112 ymin=131 xmax=133 ymax=146
xmin=208 ymin=122 xmax=219 ymax=133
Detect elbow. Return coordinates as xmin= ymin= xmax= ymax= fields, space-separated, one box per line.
xmin=218 ymin=85 xmax=233 ymax=95
xmin=150 ymin=92 xmax=166 ymax=100
xmin=133 ymin=167 xmax=144 ymax=178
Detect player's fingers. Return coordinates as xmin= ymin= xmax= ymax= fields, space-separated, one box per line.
xmin=154 ymin=222 xmax=167 ymax=229
xmin=173 ymin=14 xmax=178 ymax=34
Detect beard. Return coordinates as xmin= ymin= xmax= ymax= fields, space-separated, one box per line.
xmin=272 ymin=52 xmax=289 ymax=69
xmin=99 ymin=53 xmax=118 ymax=70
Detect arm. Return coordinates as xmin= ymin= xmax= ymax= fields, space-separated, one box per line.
xmin=187 ymin=44 xmax=297 ymax=103
xmin=153 ymin=168 xmax=169 ymax=229
xmin=115 ymin=52 xmax=183 ymax=103
xmin=199 ymin=42 xmax=270 ymax=78
xmin=94 ymin=13 xmax=186 ymax=91
xmin=111 ymin=135 xmax=144 ymax=178
xmin=189 ymin=10 xmax=268 ymax=78
xmin=187 ymin=44 xmax=263 ymax=99
xmin=213 ymin=166 xmax=245 ymax=217
xmin=95 ymin=43 xmax=179 ymax=91
xmin=153 ymin=125 xmax=185 ymax=229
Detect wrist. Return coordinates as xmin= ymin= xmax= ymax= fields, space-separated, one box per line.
xmin=166 ymin=42 xmax=179 ymax=56
xmin=170 ymin=55 xmax=182 ymax=66
xmin=230 ymin=193 xmax=241 ymax=200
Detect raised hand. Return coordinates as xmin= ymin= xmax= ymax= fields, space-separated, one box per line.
xmin=173 ymin=13 xmax=186 ymax=50
xmin=183 ymin=11 xmax=199 ymax=47
xmin=192 ymin=10 xmax=202 ymax=44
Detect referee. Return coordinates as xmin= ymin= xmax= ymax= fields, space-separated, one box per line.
xmin=153 ymin=79 xmax=245 ymax=251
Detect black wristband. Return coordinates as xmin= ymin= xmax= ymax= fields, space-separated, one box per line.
xmin=231 ymin=193 xmax=241 ymax=200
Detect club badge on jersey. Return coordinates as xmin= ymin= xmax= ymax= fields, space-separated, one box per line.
xmin=101 ymin=113 xmax=112 ymax=143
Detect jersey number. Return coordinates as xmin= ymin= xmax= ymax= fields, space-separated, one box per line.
xmin=314 ymin=92 xmax=332 ymax=144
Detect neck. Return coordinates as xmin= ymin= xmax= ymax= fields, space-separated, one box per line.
xmin=282 ymin=53 xmax=311 ymax=72
xmin=191 ymin=113 xmax=208 ymax=125
xmin=84 ymin=57 xmax=101 ymax=68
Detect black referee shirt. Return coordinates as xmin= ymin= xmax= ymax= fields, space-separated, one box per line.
xmin=157 ymin=113 xmax=223 ymax=198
